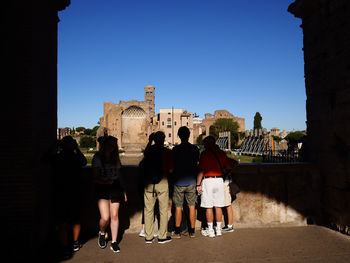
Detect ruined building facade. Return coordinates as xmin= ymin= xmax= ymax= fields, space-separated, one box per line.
xmin=99 ymin=85 xmax=155 ymax=152
xmin=193 ymin=110 xmax=245 ymax=141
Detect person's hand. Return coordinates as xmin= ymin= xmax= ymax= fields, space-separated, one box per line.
xmin=196 ymin=185 xmax=202 ymax=195
xmin=149 ymin=133 xmax=155 ymax=143
xmin=124 ymin=191 xmax=127 ymax=202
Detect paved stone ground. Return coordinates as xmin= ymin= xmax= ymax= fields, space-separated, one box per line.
xmin=65 ymin=225 xmax=350 ymax=263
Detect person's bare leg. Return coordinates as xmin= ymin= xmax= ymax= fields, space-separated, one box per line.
xmin=97 ymin=199 xmax=110 ymax=233
xmin=175 ymin=207 xmax=182 ymax=227
xmin=109 ymin=201 xmax=120 ymax=242
xmin=58 ymin=223 xmax=69 ymax=247
xmin=206 ymin=208 xmax=214 ymax=223
xmin=226 ymin=205 xmax=233 ymax=226
xmin=188 ymin=206 xmax=196 ymax=229
xmin=214 ymin=207 xmax=223 ymax=224
xmin=72 ymin=223 xmax=81 ymax=241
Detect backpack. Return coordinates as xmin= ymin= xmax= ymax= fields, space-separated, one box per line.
xmin=143 ymin=147 xmax=164 ymax=185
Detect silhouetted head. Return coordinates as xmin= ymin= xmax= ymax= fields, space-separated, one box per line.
xmin=97 ymin=135 xmax=119 ymax=164
xmin=178 ymin=126 xmax=190 ymax=142
xmin=60 ymin=136 xmax=77 ymax=152
xmin=153 ymin=131 xmax=165 ymax=146
xmin=98 ymin=135 xmax=118 ymax=154
xmin=203 ymin=136 xmax=216 ymax=148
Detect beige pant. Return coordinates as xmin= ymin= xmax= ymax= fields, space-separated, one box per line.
xmin=224 ymin=184 xmax=232 ymax=206
xmin=144 ymin=178 xmax=169 ymax=240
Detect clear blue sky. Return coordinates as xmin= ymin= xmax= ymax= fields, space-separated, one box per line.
xmin=58 ymin=0 xmax=305 ymax=132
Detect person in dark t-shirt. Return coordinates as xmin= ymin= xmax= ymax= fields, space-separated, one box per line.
xmin=172 ymin=126 xmax=199 ymax=238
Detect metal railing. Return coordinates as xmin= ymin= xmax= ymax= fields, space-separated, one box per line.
xmin=262 ymin=149 xmax=300 ymax=163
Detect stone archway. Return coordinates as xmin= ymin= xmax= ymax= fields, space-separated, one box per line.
xmin=121 ymin=106 xmax=148 ymax=152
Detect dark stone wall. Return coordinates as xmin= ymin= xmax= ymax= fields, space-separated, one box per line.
xmin=289 ymin=0 xmax=350 ymax=234
xmin=1 ymin=1 xmax=69 ymax=261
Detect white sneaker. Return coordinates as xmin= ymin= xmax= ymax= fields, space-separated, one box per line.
xmin=207 ymin=229 xmax=215 ymax=238
xmin=216 ymin=228 xmax=222 ymax=236
xmin=139 ymin=229 xmax=145 ymax=237
xmin=201 ymin=228 xmax=208 ymax=236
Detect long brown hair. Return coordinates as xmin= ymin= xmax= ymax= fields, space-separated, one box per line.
xmin=97 ymin=135 xmax=120 ymax=166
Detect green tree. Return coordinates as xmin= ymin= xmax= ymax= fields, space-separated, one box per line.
xmin=84 ymin=128 xmax=92 ymax=135
xmin=285 ymin=131 xmax=305 ymax=144
xmin=285 ymin=131 xmax=305 ymax=153
xmin=79 ymin=135 xmax=96 ymax=148
xmin=209 ymin=118 xmax=239 ymax=147
xmin=196 ymin=131 xmax=206 ymax=145
xmin=91 ymin=126 xmax=99 ymax=137
xmin=253 ymin=112 xmax=262 ymax=130
xmin=76 ymin=126 xmax=85 ymax=132
xmin=272 ymin=135 xmax=282 ymax=143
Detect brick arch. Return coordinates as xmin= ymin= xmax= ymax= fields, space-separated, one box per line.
xmin=122 ymin=106 xmax=147 ymax=119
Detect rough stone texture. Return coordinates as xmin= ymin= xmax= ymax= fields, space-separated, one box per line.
xmin=289 ymin=0 xmax=350 ymax=234
xmin=79 ymin=163 xmax=321 ymax=237
xmin=99 ymin=87 xmax=155 ymax=152
xmin=232 ymin=163 xmax=321 ymax=227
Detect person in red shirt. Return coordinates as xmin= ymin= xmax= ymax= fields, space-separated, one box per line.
xmin=196 ymin=136 xmax=234 ymax=237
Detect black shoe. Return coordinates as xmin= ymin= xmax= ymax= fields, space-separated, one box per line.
xmin=221 ymin=225 xmax=234 ymax=232
xmin=98 ymin=232 xmax=107 ymax=249
xmin=60 ymin=246 xmax=73 ymax=260
xmin=158 ymin=236 xmax=172 ymax=244
xmin=145 ymin=237 xmax=154 ymax=244
xmin=110 ymin=242 xmax=120 ymax=253
xmin=189 ymin=228 xmax=195 ymax=238
xmin=73 ymin=240 xmax=82 ymax=252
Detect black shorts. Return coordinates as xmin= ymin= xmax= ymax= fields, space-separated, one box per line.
xmin=94 ymin=180 xmax=124 ymax=202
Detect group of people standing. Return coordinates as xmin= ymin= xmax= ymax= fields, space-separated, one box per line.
xmin=139 ymin=127 xmax=238 ymax=245
xmin=51 ymin=126 xmax=238 ymax=259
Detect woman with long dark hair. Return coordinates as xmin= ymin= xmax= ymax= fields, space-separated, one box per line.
xmin=92 ymin=136 xmax=127 ymax=253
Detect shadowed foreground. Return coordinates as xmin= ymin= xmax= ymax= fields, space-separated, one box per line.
xmin=66 ymin=226 xmax=350 ymax=263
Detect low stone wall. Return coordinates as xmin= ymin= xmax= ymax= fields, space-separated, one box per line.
xmin=232 ymin=163 xmax=321 ymax=227
xmin=79 ymin=163 xmax=321 ymax=238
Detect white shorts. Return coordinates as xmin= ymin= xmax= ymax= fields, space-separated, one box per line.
xmin=200 ymin=177 xmax=225 ymax=208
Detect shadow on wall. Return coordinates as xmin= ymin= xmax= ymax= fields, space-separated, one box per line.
xmin=78 ymin=162 xmax=322 ymax=244
xmin=232 ymin=163 xmax=322 ymax=226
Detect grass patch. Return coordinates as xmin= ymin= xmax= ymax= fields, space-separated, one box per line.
xmin=85 ymin=155 xmax=93 ymax=165
xmin=80 ymin=147 xmax=97 ymax=154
